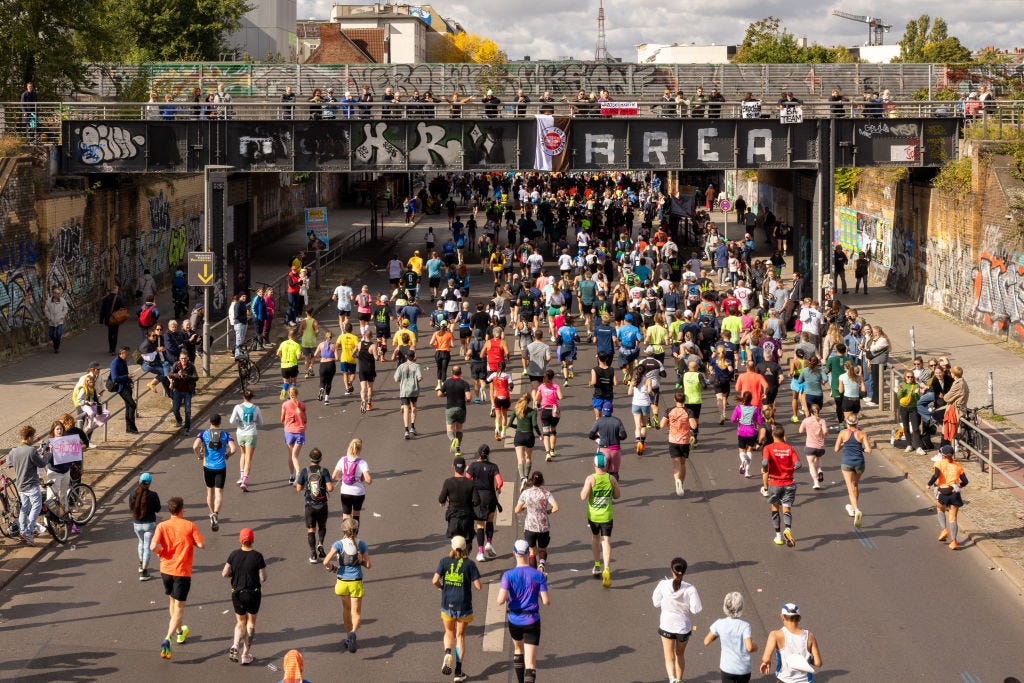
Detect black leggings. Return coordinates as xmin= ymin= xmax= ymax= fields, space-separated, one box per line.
xmin=319 ymin=361 xmax=336 ymax=396
xmin=435 ymin=351 xmax=451 ymax=381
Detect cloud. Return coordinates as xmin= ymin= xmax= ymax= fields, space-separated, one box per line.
xmin=298 ymin=0 xmax=1024 ymax=60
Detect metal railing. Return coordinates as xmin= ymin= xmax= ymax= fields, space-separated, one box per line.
xmin=2 ymin=100 xmax=1021 ymax=148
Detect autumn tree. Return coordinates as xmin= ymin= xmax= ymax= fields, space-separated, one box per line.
xmin=434 ymin=31 xmax=510 ymax=95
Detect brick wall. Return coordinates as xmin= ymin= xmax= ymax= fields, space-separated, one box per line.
xmin=0 ymin=157 xmax=46 ymax=351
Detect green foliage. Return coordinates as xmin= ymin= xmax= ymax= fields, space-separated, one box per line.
xmin=93 ymin=0 xmax=254 ymax=62
xmin=897 ymin=15 xmax=971 ymax=63
xmin=931 ymin=157 xmax=973 ymax=197
xmin=0 ymin=0 xmax=103 ymax=99
xmin=734 ymin=17 xmax=856 ymax=64
xmin=911 ymin=86 xmax=960 ymax=101
xmin=834 ymin=168 xmax=862 ymax=199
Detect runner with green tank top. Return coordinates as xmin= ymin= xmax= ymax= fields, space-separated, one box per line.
xmin=580 ymin=452 xmax=621 ymax=588
xmin=576 ymin=275 xmax=598 ymax=340
xmin=299 ymin=307 xmax=319 ymax=379
xmin=681 ymin=360 xmax=708 ymax=447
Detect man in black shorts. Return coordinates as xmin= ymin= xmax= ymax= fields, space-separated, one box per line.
xmin=150 ymin=497 xmax=205 ymax=659
xmin=756 ymin=355 xmax=782 ymax=409
xmin=439 ymin=365 xmax=473 ymax=456
xmin=222 ymin=527 xmax=266 ymax=665
xmin=295 ymin=447 xmax=334 ymax=563
xmin=439 ymin=456 xmax=480 ymax=553
xmin=467 ymin=445 xmax=502 ymax=563
xmin=192 ymin=414 xmax=237 ymax=532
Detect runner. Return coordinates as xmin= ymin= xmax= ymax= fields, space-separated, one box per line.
xmin=192 ymin=414 xmax=236 ymax=531
xmin=509 ymin=393 xmax=542 ymax=486
xmin=431 ymin=320 xmax=455 ymax=390
xmin=535 ymin=369 xmax=563 ymax=462
xmin=928 ymin=444 xmax=968 ymax=550
xmin=711 ymin=346 xmax=735 ymax=425
xmin=580 ymin=453 xmax=621 ymax=587
xmin=323 ymin=518 xmax=371 ymax=653
xmin=486 ymin=360 xmax=514 ymax=441
xmin=298 ymin=307 xmax=320 ymax=379
xmin=525 ymin=329 xmax=552 ymax=391
xmin=731 ymin=391 xmax=764 ymax=478
xmin=276 ymin=328 xmax=302 ymax=401
xmin=280 ymin=387 xmax=307 ymax=484
xmin=314 ymin=330 xmax=338 ymax=405
xmin=356 ymin=328 xmax=379 ymax=413
xmin=498 ymin=539 xmax=550 ymax=683
xmin=704 ymin=592 xmax=757 ymax=683
xmin=514 ymin=472 xmax=558 ymax=575
xmin=761 ymin=425 xmax=801 ymax=547
xmin=833 ymin=414 xmax=871 ymax=528
xmin=635 ymin=347 xmax=666 ymax=428
xmin=616 ymin=313 xmax=643 ymax=385
xmin=588 ymin=403 xmax=627 ymax=481
xmin=556 ymin=316 xmax=579 ymax=383
xmin=681 ymin=360 xmax=707 ymax=446
xmin=467 ymin=444 xmax=503 ymax=563
xmin=651 ymin=556 xmax=703 ymax=683
xmin=332 ymin=438 xmax=372 ymax=523
xmin=439 ymin=456 xmax=480 ymax=552
xmin=222 ymin=528 xmax=266 ymax=665
xmin=798 ymin=403 xmax=828 ymax=490
xmin=630 ymin=359 xmax=657 ymax=455
xmin=129 ymin=472 xmax=161 ymax=581
xmin=229 ymin=390 xmax=264 ymax=491
xmin=662 ymin=391 xmax=698 ymax=496
xmin=394 ymin=350 xmax=423 ymax=439
xmin=150 ymin=496 xmax=205 ymax=659
xmin=295 ymin=447 xmax=334 ymax=563
xmin=465 ymin=329 xmax=489 ymax=404
xmin=432 ymin=536 xmax=482 ymax=683
xmin=338 ymin=322 xmax=359 ymax=396
xmin=759 ymin=603 xmax=822 ymax=681
xmin=439 ymin=366 xmax=473 ymax=456
xmin=331 ymin=277 xmax=353 ymax=330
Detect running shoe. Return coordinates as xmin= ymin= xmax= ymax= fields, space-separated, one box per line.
xmin=410 ymin=426 xmax=418 ymax=436
xmin=760 ymin=486 xmax=769 ymax=497
xmin=521 ymin=370 xmax=528 ymax=377
xmin=520 ymin=476 xmax=529 ymax=489
xmin=324 ymin=399 xmax=330 ymax=406
xmin=817 ymin=470 xmax=824 ymax=483
xmin=309 ymin=552 xmax=318 ymax=564
xmin=690 ymin=437 xmax=697 ymax=450
xmin=442 ymin=652 xmax=454 ymax=675
xmin=743 ymin=463 xmax=751 ymax=478
xmin=538 ymin=560 xmax=547 ymax=577
xmin=317 ymin=388 xmax=325 ymax=401
xmin=404 ymin=429 xmax=411 ymax=440
xmin=160 ymin=640 xmax=172 ymax=659
xmin=367 ymin=402 xmax=373 ymax=411
xmin=916 ymin=447 xmax=926 ymax=456
xmin=236 ymin=475 xmax=245 ymax=485
xmin=773 ymin=534 xmax=784 ymax=545
xmin=812 ymin=481 xmax=821 ymax=490
xmin=904 ymin=446 xmax=913 ymax=453
xmin=176 ymin=625 xmax=190 ymax=644
xmin=240 ymin=654 xmax=254 ymax=665
xmin=592 ymin=562 xmax=602 ymax=577
xmin=568 ymin=369 xmax=574 ymax=379
xmin=473 ymin=397 xmax=482 ymax=404
xmin=675 ymin=479 xmax=684 ymax=496
xmin=545 ymin=451 xmax=554 ymax=462
xmin=347 ymin=631 xmax=358 ymax=653
xmin=601 ymin=567 xmax=611 ymax=588
xmin=845 ymin=504 xmax=856 ymax=517
xmin=140 ymin=569 xmax=152 ymax=581
xmin=485 ymin=542 xmax=497 ymax=558
xmin=288 ymin=475 xmax=295 ymax=485
xmin=490 ymin=407 xmax=496 ymax=418
xmin=229 ymin=646 xmax=239 ymax=663
xmin=450 ymin=437 xmax=460 ymax=454
xmin=783 ymin=529 xmax=796 ymax=547
xmin=719 ymin=416 xmax=726 ymax=425
xmin=453 ymin=673 xmax=468 ymax=683
xmin=495 ymin=431 xmax=502 ymax=441
xmin=636 ymin=441 xmax=645 ymax=456
xmin=317 ymin=544 xmax=326 ymax=559
xmin=938 ymin=529 xmax=949 ymax=542
xmin=790 ymin=415 xmax=799 ymax=423
xmin=279 ymin=389 xmax=287 ymax=401
xmin=854 ymin=509 xmax=863 ymax=528
xmin=346 ymin=387 xmax=354 ymax=395
xmin=210 ymin=514 xmax=219 ymax=531
xmin=360 ymin=400 xmax=367 ymax=414
xmin=476 ymin=550 xmax=486 ymax=562
xmin=948 ymin=540 xmax=959 ymax=550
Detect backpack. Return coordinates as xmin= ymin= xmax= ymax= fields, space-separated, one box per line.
xmin=104 ymin=374 xmax=116 ymax=393
xmin=306 ymin=465 xmax=328 ymax=505
xmin=139 ymin=304 xmax=156 ymax=328
xmin=340 ymin=538 xmax=360 ymax=567
xmin=240 ymin=404 xmax=256 ymax=427
xmin=207 ymin=428 xmax=224 ymax=451
xmin=341 ymin=457 xmax=361 ymax=486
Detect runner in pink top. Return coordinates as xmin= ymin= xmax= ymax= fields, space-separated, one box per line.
xmin=798 ymin=403 xmax=828 ymax=490
xmin=534 ymin=369 xmax=563 ymax=463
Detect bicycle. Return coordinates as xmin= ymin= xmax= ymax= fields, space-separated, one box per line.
xmin=235 ymin=337 xmax=263 ymax=393
xmin=40 ymin=480 xmax=72 ymax=544
xmin=67 ymin=464 xmax=97 ymax=525
xmin=0 ymin=464 xmax=22 ymax=538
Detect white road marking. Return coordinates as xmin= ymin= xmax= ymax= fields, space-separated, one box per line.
xmin=482 ymin=581 xmax=505 ymax=652
xmin=496 ymin=481 xmax=513 ymax=527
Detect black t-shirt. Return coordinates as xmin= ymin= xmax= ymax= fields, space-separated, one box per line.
xmin=592 ymin=366 xmax=614 ymax=400
xmin=442 ymin=378 xmax=471 ymax=410
xmin=439 ymin=476 xmax=480 ymax=512
xmin=470 ymin=312 xmax=491 ymax=331
xmin=226 ymin=548 xmax=266 ymax=591
xmin=467 ymin=460 xmax=500 ymax=493
xmin=437 ymin=556 xmax=480 ymax=613
xmin=357 ymin=341 xmax=376 ymax=372
xmin=296 ymin=464 xmax=334 ymax=507
xmin=756 ymin=361 xmax=782 ymax=389
xmin=129 ymin=489 xmax=162 ymax=524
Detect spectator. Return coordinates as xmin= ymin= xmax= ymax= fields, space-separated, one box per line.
xmin=828 ymin=87 xmax=848 ymax=118
xmin=10 ymin=425 xmax=47 ymax=544
xmin=20 ymin=82 xmax=38 ymax=130
xmin=515 ymin=88 xmax=531 ymax=117
xmin=159 ymin=94 xmax=177 ymax=121
xmin=44 ymin=286 xmax=69 ymax=353
xmin=482 ymin=89 xmax=501 ymax=119
xmin=690 ymin=86 xmax=708 ymax=118
xmin=281 ymin=86 xmax=296 ymax=120
xmin=169 ymin=350 xmax=199 ymax=436
xmin=358 ymin=85 xmax=374 ymax=119
xmin=707 ymin=87 xmax=725 ymax=118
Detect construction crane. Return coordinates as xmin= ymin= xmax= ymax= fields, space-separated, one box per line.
xmin=832 ymin=10 xmax=892 ymax=46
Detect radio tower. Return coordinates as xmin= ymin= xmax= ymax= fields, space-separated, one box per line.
xmin=594 ymin=0 xmax=610 ymax=61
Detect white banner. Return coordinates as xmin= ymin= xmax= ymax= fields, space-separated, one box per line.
xmin=779 ymin=106 xmax=803 ymax=124
xmin=50 ymin=435 xmax=83 ymax=465
xmin=741 ymin=102 xmax=762 ymax=119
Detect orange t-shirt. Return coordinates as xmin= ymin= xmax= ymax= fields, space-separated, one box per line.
xmin=735 ymin=371 xmax=769 ymax=407
xmin=431 ymin=331 xmax=453 ymax=352
xmin=153 ymin=515 xmax=204 ymax=577
xmin=933 ymin=460 xmax=965 ymax=489
xmin=281 ymin=400 xmax=307 ymax=433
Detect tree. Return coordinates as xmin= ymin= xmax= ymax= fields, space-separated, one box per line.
xmin=896 ymin=14 xmax=971 ymax=63
xmin=0 ymin=0 xmax=103 ymax=99
xmin=92 ymin=0 xmax=253 ymax=62
xmin=435 ymin=31 xmax=506 ymax=64
xmin=733 ymin=17 xmax=857 ymax=64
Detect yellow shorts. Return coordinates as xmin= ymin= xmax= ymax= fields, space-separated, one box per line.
xmin=334 ymin=579 xmax=364 ymax=598
xmin=441 ymin=610 xmax=475 ymax=624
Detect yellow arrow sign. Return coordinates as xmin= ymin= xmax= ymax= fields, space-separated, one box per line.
xmin=198 ymin=263 xmax=213 ymax=284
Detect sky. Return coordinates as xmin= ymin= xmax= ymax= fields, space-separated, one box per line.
xmin=299 ymin=0 xmax=1024 ymax=61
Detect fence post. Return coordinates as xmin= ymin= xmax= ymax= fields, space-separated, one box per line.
xmin=988 ymin=438 xmax=994 ymax=491
xmin=988 ymin=370 xmax=994 ymax=414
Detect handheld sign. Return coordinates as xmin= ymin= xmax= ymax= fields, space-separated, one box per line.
xmin=50 ymin=435 xmax=83 ymax=465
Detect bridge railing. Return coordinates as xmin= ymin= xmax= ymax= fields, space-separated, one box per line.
xmin=2 ymin=100 xmax=1021 ymax=148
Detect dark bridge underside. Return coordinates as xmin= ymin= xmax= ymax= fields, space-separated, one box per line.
xmin=61 ymin=117 xmax=959 ymax=174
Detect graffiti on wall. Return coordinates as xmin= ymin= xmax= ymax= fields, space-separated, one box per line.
xmin=116 ymin=189 xmax=203 ymax=295
xmin=0 ymin=260 xmax=43 ymax=334
xmin=973 ymin=250 xmax=1024 ymax=339
xmin=46 ymin=220 xmax=108 ymax=324
xmin=884 ymin=224 xmax=926 ymax=295
xmin=835 ymin=207 xmax=893 ymax=268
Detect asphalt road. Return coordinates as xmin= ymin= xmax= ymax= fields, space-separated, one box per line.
xmin=2 ymin=256 xmax=1024 ymax=682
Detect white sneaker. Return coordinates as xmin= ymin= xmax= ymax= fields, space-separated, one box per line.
xmin=812 ymin=481 xmax=821 ymax=490
xmin=675 ymin=479 xmax=684 ymax=496
xmin=845 ymin=504 xmax=856 ymax=517
xmin=904 ymin=446 xmax=913 ymax=453
xmin=916 ymin=447 xmax=926 ymax=456
xmin=476 ymin=550 xmax=486 ymax=563
xmin=484 ymin=542 xmax=497 ymax=558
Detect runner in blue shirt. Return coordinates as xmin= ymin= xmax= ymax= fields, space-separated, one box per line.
xmin=426 ymin=253 xmax=445 ymax=301
xmin=594 ymin=314 xmax=616 ymax=357
xmin=192 ymin=413 xmax=237 ymax=532
xmin=616 ymin=313 xmax=642 ymax=385
xmin=499 ymin=540 xmax=550 ymax=683
xmin=557 ymin=322 xmax=579 ymax=382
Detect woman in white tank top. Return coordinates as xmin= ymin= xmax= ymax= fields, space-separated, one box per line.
xmin=759 ymin=603 xmax=822 ymax=682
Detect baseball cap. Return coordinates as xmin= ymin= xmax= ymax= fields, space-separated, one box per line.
xmin=139 ymin=472 xmax=152 ymax=484
xmin=440 ymin=320 xmax=449 ymax=327
xmin=453 ymin=456 xmax=467 ymax=472
xmin=601 ymin=403 xmax=613 ymax=416
xmin=851 ymin=323 xmax=861 ymax=331
xmin=451 ymin=535 xmax=467 ymax=551
xmin=239 ymin=528 xmax=255 ymax=544
xmin=644 ymin=345 xmax=655 ymax=355
xmin=624 ymin=313 xmax=633 ymax=322
xmin=477 ymin=444 xmax=490 ymax=458
xmin=683 ymin=309 xmax=694 ymax=318
xmin=594 ymin=453 xmax=606 ymax=468
xmin=89 ymin=361 xmax=102 ymax=369
xmin=513 ymin=539 xmax=530 ymax=556
xmin=781 ymin=602 xmax=800 ymax=617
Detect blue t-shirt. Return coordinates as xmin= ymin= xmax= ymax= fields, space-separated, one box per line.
xmin=558 ymin=325 xmax=578 ymax=348
xmin=501 ymin=565 xmax=547 ymax=626
xmin=634 ymin=265 xmax=652 ymax=284
xmin=401 ymin=305 xmax=421 ymax=325
xmin=332 ymin=538 xmax=368 ymax=581
xmin=426 ymin=258 xmax=444 ymax=278
xmin=594 ymin=324 xmax=615 ymax=356
xmin=201 ymin=429 xmax=233 ymax=470
xmin=616 ymin=324 xmax=641 ymax=350
xmin=710 ymin=617 xmax=752 ymax=675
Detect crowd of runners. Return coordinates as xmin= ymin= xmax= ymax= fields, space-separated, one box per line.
xmin=4 ymin=170 xmax=978 ymax=682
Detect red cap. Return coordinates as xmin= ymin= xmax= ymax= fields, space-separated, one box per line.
xmin=239 ymin=528 xmax=255 ymax=543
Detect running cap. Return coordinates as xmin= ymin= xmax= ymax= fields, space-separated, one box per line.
xmin=931 ymin=453 xmax=943 ymax=463
xmin=594 ymin=453 xmax=606 ymax=469
xmin=239 ymin=528 xmax=255 ymax=544
xmin=781 ymin=602 xmax=800 ymax=617
xmin=851 ymin=323 xmax=861 ymax=331
xmin=644 ymin=345 xmax=656 ymax=355
xmin=451 ymin=535 xmax=467 ymax=551
xmin=624 ymin=313 xmax=633 ymax=322
xmin=139 ymin=472 xmax=152 ymax=484
xmin=477 ymin=444 xmax=490 ymax=458
xmin=513 ymin=539 xmax=530 ymax=555
xmin=453 ymin=456 xmax=467 ymax=472
xmin=939 ymin=444 xmax=955 ymax=456
xmin=601 ymin=403 xmax=614 ymax=416
xmin=683 ymin=309 xmax=694 ymax=318
xmin=440 ymin=320 xmax=449 ymax=327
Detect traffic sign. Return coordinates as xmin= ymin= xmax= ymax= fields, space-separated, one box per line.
xmin=719 ymin=199 xmax=732 ymax=212
xmin=188 ymin=251 xmax=216 ymax=287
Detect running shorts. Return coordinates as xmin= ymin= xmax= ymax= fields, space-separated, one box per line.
xmin=162 ymin=574 xmax=192 ymax=602
xmin=232 ymin=589 xmax=262 ymax=615
xmin=203 ymin=467 xmax=226 ymax=489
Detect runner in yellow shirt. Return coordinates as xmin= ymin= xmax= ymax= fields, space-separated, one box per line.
xmin=276 ymin=328 xmax=303 ymax=400
xmin=407 ymin=250 xmax=424 ymax=277
xmin=338 ymin=322 xmax=360 ymax=396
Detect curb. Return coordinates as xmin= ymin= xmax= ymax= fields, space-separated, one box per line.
xmin=0 ymin=226 xmax=411 ymax=593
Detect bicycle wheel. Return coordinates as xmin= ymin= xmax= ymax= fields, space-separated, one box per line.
xmin=245 ymin=361 xmax=261 ymax=386
xmin=0 ymin=492 xmax=21 ymax=538
xmin=237 ymin=360 xmax=250 ymax=392
xmin=68 ymin=483 xmax=97 ymax=525
xmin=46 ymin=512 xmax=70 ymax=544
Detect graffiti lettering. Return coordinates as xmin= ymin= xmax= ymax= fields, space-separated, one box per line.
xmin=354 ymin=122 xmax=404 ymax=165
xmin=697 ymin=128 xmax=719 ymax=162
xmin=408 ymin=122 xmax=462 ymax=168
xmin=77 ymin=125 xmax=146 ymax=164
